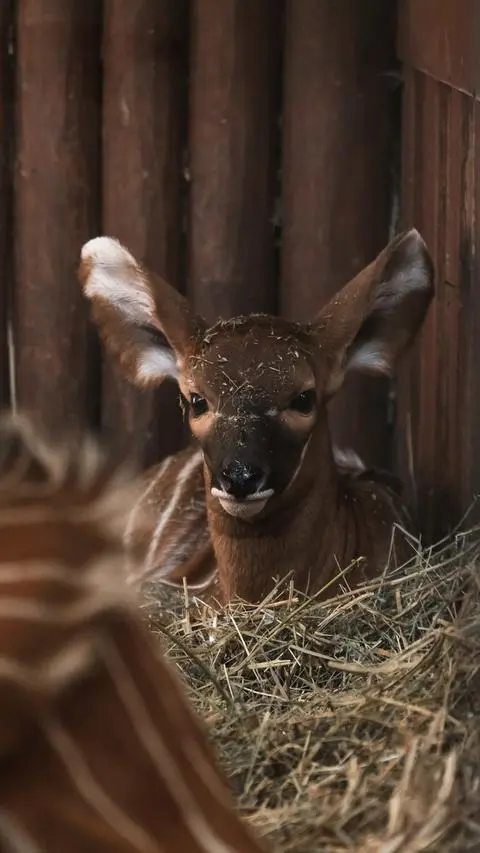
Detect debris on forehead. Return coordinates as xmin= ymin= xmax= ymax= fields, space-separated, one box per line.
xmin=190 ymin=341 xmax=301 ymax=376
xmin=199 ymin=314 xmax=307 ymax=348
xmin=186 ymin=314 xmax=316 ymax=399
xmin=194 ymin=316 xmax=311 ymax=360
xmin=189 ymin=351 xmax=298 ymax=385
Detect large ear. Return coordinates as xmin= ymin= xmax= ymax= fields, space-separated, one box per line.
xmin=79 ymin=237 xmax=205 ymax=388
xmin=311 ymin=229 xmax=434 ymax=396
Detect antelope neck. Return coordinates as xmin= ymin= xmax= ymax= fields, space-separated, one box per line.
xmin=205 ymin=419 xmax=349 ymax=602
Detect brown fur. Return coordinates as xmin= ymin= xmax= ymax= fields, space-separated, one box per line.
xmin=125 ymin=443 xmax=411 ymax=605
xmin=0 ymin=416 xmax=264 ymax=852
xmin=79 ymin=230 xmax=434 ymax=604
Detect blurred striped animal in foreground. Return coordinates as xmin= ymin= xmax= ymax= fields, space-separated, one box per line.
xmin=80 ymin=229 xmax=434 ymax=604
xmin=0 ymin=415 xmax=264 ymax=853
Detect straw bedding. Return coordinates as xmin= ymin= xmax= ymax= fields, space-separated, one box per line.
xmin=142 ymin=533 xmax=480 ymax=853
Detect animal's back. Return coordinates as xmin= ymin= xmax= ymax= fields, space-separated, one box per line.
xmin=0 ymin=415 xmax=264 ymax=852
xmin=328 ymin=461 xmax=416 ymax=593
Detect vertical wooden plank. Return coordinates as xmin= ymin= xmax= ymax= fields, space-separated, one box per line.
xmin=189 ymin=0 xmax=280 ymax=320
xmin=15 ymin=1 xmax=101 ymax=436
xmin=281 ymin=0 xmax=396 ymax=467
xmin=414 ymin=75 xmax=439 ymax=539
xmin=430 ymin=83 xmax=449 ymax=537
xmin=397 ymin=0 xmax=480 ymax=536
xmin=102 ymin=0 xmax=189 ymax=466
xmin=400 ymin=68 xmax=418 ymax=228
xmin=398 ymin=0 xmax=480 ymax=96
xmin=0 ymin=0 xmax=14 ymax=410
xmin=395 ymin=66 xmax=419 ymax=522
xmin=459 ymin=97 xmax=479 ymax=522
xmin=398 ymin=73 xmax=447 ymax=540
xmin=399 ymin=79 xmax=478 ymax=536
xmin=443 ymin=91 xmax=463 ymax=520
xmin=435 ymin=86 xmax=462 ymax=532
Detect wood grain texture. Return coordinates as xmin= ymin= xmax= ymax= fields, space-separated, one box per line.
xmin=102 ymin=0 xmax=189 ymax=466
xmin=398 ymin=0 xmax=480 ymax=96
xmin=398 ymin=8 xmax=480 ymax=537
xmin=0 ymin=0 xmax=14 ymax=410
xmin=188 ymin=0 xmax=280 ymax=320
xmin=281 ymin=0 xmax=397 ymax=468
xmin=15 ymin=0 xmax=101 ymax=436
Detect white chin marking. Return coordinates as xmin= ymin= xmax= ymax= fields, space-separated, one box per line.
xmin=211 ymin=487 xmax=274 ymax=520
xmin=218 ymin=498 xmax=268 ymax=519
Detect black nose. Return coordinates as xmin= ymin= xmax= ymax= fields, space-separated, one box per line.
xmin=219 ymin=461 xmax=268 ymax=499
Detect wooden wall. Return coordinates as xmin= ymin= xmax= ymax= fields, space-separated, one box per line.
xmin=397 ymin=0 xmax=480 ymax=539
xmin=1 ymin=4 xmax=408 ymax=486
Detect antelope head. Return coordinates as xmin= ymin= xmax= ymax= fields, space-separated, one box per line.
xmin=79 ymin=231 xmax=434 ymax=523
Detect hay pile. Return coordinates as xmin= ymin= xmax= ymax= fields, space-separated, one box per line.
xmin=142 ymin=535 xmax=480 ymax=853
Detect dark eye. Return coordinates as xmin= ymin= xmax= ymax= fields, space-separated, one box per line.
xmin=288 ymin=389 xmax=316 ymax=414
xmin=190 ymin=394 xmax=209 ymax=417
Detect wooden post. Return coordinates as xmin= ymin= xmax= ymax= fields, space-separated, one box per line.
xmin=15 ymin=1 xmax=101 ymax=437
xmin=281 ymin=0 xmax=397 ymax=467
xmin=188 ymin=0 xmax=280 ymax=321
xmin=0 ymin=0 xmax=14 ymax=410
xmin=397 ymin=0 xmax=480 ymax=537
xmin=102 ymin=0 xmax=189 ymax=466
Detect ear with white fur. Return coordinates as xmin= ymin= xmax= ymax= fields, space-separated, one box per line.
xmin=312 ymin=229 xmax=434 ymax=397
xmin=79 ymin=237 xmax=205 ymax=388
